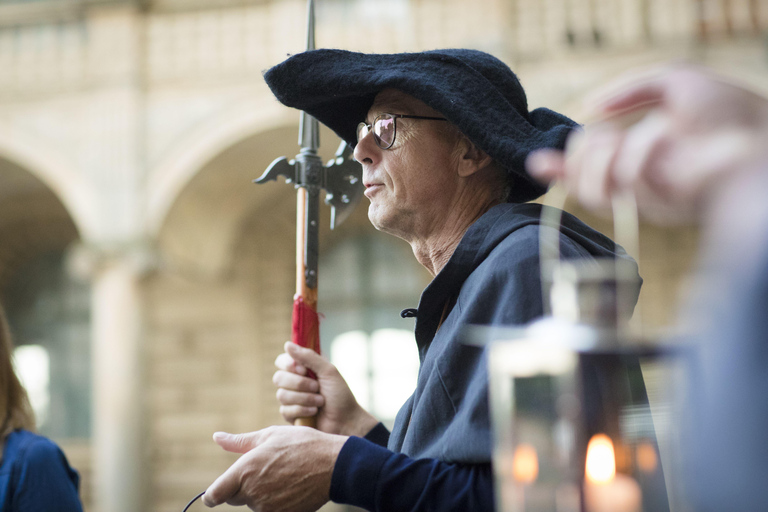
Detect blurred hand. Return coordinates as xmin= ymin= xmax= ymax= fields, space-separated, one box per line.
xmin=203 ymin=426 xmax=346 ymax=511
xmin=527 ymin=65 xmax=768 ymax=222
xmin=273 ymin=342 xmax=379 ymax=437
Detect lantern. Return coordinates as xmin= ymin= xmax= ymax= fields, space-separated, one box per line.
xmin=482 ymin=193 xmax=690 ymax=512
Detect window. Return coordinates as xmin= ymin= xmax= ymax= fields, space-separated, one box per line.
xmin=2 ymin=251 xmax=91 ymax=438
xmin=12 ymin=344 xmax=50 ymax=426
xmin=320 ymin=234 xmax=429 ymax=427
xmin=330 ymin=328 xmax=419 ymax=422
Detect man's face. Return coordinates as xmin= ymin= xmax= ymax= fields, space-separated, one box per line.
xmin=353 ymin=89 xmax=463 ymax=241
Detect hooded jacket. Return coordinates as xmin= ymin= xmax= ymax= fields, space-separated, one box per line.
xmin=330 ymin=202 xmax=640 ymax=511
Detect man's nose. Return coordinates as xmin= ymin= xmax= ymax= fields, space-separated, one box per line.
xmin=353 ymin=130 xmax=379 ymax=166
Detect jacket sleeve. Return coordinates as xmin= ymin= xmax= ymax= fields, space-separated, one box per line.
xmin=330 ymin=436 xmax=493 ymax=512
xmin=364 ymin=422 xmax=391 ymax=448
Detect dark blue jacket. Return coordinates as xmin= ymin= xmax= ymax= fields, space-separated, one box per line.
xmin=0 ymin=429 xmax=83 ymax=512
xmin=330 ymin=203 xmax=639 ymax=511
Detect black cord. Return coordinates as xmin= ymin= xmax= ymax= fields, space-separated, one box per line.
xmin=182 ymin=491 xmax=205 ymax=512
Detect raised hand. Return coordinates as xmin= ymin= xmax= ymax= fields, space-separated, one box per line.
xmin=526 ymin=66 xmax=768 ymax=222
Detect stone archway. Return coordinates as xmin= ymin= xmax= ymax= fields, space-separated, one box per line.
xmin=0 ymin=127 xmax=98 ymax=241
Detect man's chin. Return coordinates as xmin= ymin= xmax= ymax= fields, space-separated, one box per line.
xmin=367 ymin=205 xmax=386 ymax=232
xmin=367 ymin=205 xmax=396 ymax=234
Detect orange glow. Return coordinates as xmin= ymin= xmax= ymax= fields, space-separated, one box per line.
xmin=512 ymin=443 xmax=539 ymax=484
xmin=636 ymin=441 xmax=659 ymax=474
xmin=614 ymin=441 xmax=632 ymax=472
xmin=585 ymin=434 xmax=616 ymax=484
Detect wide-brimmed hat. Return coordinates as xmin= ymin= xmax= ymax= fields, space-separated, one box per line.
xmin=263 ymin=48 xmax=578 ymax=203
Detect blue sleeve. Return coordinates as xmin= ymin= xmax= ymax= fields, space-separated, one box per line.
xmin=12 ymin=438 xmax=83 ymax=512
xmin=330 ymin=436 xmax=493 ymax=512
xmin=363 ymin=423 xmax=390 ymax=447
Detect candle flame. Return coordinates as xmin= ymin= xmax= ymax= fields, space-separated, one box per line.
xmin=585 ymin=434 xmax=616 ymax=484
xmin=512 ymin=443 xmax=539 ymax=484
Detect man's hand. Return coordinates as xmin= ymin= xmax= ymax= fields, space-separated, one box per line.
xmin=202 ymin=426 xmax=347 ymax=511
xmin=273 ymin=342 xmax=380 ymax=437
xmin=526 ymin=66 xmax=768 ymax=222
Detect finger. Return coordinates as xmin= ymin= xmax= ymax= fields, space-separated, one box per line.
xmin=561 ymin=128 xmax=587 ymax=193
xmin=285 ymin=342 xmax=332 ymax=375
xmin=276 ymin=388 xmax=325 ymax=408
xmin=203 ymin=461 xmax=244 ymax=507
xmin=213 ymin=431 xmax=264 ymax=454
xmin=611 ymin=111 xmax=671 ymax=189
xmin=280 ymin=404 xmax=320 ymax=423
xmin=584 ymin=68 xmax=669 ymax=120
xmin=272 ymin=370 xmax=320 ymax=393
xmin=275 ymin=351 xmax=308 ymax=376
xmin=574 ymin=125 xmax=625 ymax=209
xmin=526 ymin=149 xmax=566 ymax=183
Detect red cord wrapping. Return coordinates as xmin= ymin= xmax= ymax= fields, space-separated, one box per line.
xmin=292 ymin=296 xmax=320 ymax=379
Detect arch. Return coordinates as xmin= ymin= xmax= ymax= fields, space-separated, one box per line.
xmin=0 ymin=126 xmax=99 ymax=241
xmin=146 ymin=97 xmax=298 ymax=237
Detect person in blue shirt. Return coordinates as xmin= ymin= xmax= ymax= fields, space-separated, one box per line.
xmin=527 ymin=65 xmax=768 ymax=512
xmin=201 ymin=49 xmax=643 ymax=511
xmin=0 ymin=304 xmax=83 ymax=512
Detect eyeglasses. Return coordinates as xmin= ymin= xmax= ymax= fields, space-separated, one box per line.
xmin=356 ymin=113 xmax=447 ymax=150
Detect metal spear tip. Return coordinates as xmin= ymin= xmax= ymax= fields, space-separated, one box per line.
xmin=306 ymin=0 xmax=316 ymax=51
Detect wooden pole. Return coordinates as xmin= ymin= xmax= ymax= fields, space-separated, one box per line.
xmin=294 ymin=186 xmax=319 ymax=428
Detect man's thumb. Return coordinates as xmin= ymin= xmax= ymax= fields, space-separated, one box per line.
xmin=213 ymin=431 xmax=260 ymax=454
xmin=285 ymin=341 xmax=328 ymax=374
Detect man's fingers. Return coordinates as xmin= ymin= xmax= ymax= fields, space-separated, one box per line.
xmin=584 ymin=67 xmax=669 ymax=120
xmin=275 ymin=351 xmax=309 ymax=376
xmin=276 ymin=388 xmax=325 ymax=408
xmin=574 ymin=125 xmax=624 ymax=209
xmin=280 ymin=404 xmax=319 ymax=422
xmin=611 ymin=111 xmax=671 ymax=189
xmin=213 ymin=431 xmax=263 ymax=454
xmin=273 ymin=370 xmax=320 ymax=393
xmin=203 ymin=461 xmax=244 ymax=507
xmin=526 ymin=149 xmax=565 ymax=183
xmin=594 ymin=81 xmax=665 ymax=118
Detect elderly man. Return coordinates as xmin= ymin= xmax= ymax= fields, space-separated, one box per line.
xmin=202 ymin=49 xmax=639 ymax=511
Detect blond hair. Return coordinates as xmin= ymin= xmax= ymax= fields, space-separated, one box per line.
xmin=0 ymin=303 xmax=36 ymax=449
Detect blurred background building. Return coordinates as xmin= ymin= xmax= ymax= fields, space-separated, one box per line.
xmin=0 ymin=0 xmax=765 ymax=510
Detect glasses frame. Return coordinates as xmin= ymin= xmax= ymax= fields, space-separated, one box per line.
xmin=357 ymin=113 xmax=447 ymax=150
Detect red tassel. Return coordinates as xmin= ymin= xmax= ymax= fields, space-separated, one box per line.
xmin=292 ymin=296 xmax=320 ymax=379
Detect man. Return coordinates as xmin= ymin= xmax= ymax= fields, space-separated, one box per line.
xmin=202 ymin=49 xmax=639 ymax=511
xmin=527 ymin=65 xmax=768 ymax=512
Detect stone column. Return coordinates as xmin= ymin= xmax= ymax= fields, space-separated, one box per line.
xmin=74 ymin=3 xmax=149 ymax=509
xmin=72 ymin=243 xmax=154 ymax=512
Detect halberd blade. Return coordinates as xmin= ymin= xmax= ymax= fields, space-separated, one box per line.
xmin=254 ymin=156 xmax=296 ymax=184
xmin=325 ymin=141 xmax=364 ymax=229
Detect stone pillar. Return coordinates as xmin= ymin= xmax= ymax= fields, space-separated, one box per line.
xmin=75 ymin=244 xmax=153 ymax=512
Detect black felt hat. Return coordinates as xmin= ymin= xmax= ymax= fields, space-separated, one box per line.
xmin=264 ymin=48 xmax=578 ymax=203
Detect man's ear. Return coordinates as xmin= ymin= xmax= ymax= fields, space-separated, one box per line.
xmin=456 ymin=136 xmax=494 ymax=177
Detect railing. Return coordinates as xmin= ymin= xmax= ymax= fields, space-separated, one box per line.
xmin=0 ymin=0 xmax=764 ymax=97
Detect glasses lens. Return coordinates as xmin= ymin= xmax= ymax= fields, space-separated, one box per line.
xmin=356 ymin=122 xmax=370 ymax=144
xmin=374 ymin=115 xmax=395 ymax=149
